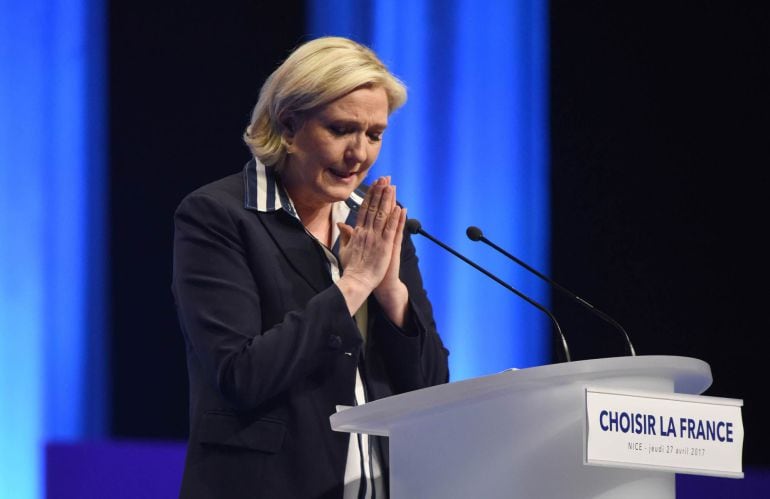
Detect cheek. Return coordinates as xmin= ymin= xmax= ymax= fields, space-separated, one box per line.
xmin=367 ymin=144 xmax=383 ymax=164
xmin=314 ymin=139 xmax=347 ymax=165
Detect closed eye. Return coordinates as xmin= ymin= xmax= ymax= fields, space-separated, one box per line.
xmin=326 ymin=121 xmax=386 ymax=142
xmin=329 ymin=125 xmax=353 ymax=136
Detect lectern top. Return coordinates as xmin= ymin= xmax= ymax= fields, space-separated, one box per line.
xmin=331 ymin=355 xmax=712 ymax=436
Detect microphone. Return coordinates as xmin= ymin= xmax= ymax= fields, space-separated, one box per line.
xmin=406 ymin=218 xmax=571 ymax=362
xmin=466 ymin=225 xmax=636 ymax=356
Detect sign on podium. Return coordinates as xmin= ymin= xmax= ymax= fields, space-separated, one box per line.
xmin=331 ymin=356 xmax=742 ymax=499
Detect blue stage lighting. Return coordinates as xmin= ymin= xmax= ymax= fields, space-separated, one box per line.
xmin=0 ymin=1 xmax=106 ymax=497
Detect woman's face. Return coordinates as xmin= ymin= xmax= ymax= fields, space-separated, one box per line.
xmin=282 ymin=86 xmax=389 ymax=211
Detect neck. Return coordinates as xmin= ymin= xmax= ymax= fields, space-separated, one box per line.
xmin=281 ymin=170 xmax=335 ymax=246
xmin=293 ymin=199 xmax=333 ymax=247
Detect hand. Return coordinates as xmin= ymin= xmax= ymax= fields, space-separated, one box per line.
xmin=336 ymin=177 xmax=406 ymax=320
xmin=371 ymin=179 xmax=409 ymax=326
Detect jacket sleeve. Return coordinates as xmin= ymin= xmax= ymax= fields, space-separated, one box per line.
xmin=370 ymin=229 xmax=450 ymax=393
xmin=172 ymin=191 xmax=362 ymax=411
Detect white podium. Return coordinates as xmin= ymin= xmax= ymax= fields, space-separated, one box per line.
xmin=331 ymin=355 xmax=713 ymax=499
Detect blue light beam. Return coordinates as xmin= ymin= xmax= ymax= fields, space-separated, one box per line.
xmin=0 ymin=0 xmax=107 ymax=497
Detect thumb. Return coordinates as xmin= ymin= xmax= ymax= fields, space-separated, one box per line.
xmin=337 ymin=222 xmax=355 ymax=246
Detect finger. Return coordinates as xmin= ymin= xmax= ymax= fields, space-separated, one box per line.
xmin=357 ymin=177 xmax=384 ymax=227
xmin=382 ymin=177 xmax=394 ymax=211
xmin=382 ymin=205 xmax=402 ymax=241
xmin=385 ymin=208 xmax=406 ymax=280
xmin=393 ymin=207 xmax=406 ymax=251
xmin=356 ymin=185 xmax=373 ymax=227
xmin=365 ymin=183 xmax=386 ymax=229
xmin=387 ymin=185 xmax=396 ymax=212
xmin=372 ymin=185 xmax=393 ymax=233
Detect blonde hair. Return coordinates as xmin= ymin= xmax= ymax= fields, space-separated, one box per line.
xmin=243 ymin=36 xmax=407 ymax=170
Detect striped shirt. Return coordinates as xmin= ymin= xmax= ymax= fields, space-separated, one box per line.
xmin=246 ymin=158 xmax=386 ymax=498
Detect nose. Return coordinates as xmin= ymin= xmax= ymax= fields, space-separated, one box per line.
xmin=345 ymin=133 xmax=367 ymax=165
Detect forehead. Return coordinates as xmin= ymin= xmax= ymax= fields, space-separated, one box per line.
xmin=317 ymin=86 xmax=389 ymax=125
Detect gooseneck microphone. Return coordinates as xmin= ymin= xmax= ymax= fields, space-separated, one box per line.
xmin=406 ymin=218 xmax=571 ymax=362
xmin=466 ymin=225 xmax=636 ymax=356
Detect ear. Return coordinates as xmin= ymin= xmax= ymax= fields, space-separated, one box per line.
xmin=280 ymin=115 xmax=297 ymax=152
xmin=281 ymin=113 xmax=298 ymax=135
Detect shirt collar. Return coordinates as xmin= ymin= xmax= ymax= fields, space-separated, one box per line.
xmin=243 ymin=158 xmax=365 ymax=252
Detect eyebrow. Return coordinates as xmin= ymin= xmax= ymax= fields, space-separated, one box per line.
xmin=325 ymin=118 xmax=388 ymax=131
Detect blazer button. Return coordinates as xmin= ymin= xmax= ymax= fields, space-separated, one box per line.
xmin=327 ymin=335 xmax=343 ymax=350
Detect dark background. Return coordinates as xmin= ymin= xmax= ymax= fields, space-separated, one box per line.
xmin=108 ymin=1 xmax=769 ymax=465
xmin=549 ymin=2 xmax=768 ymax=464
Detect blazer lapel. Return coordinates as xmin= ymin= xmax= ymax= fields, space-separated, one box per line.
xmin=242 ymin=162 xmax=331 ymax=293
xmin=255 ymin=210 xmax=332 ymax=294
xmin=241 ymin=160 xmax=369 ymax=293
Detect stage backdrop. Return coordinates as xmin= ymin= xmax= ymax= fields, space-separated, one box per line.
xmin=0 ymin=0 xmax=108 ymax=498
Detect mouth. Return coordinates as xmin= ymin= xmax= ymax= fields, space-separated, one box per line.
xmin=327 ymin=168 xmax=360 ymax=180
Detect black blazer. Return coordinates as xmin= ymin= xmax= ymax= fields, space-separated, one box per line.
xmin=172 ymin=164 xmax=449 ymax=498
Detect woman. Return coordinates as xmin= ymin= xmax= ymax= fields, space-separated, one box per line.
xmin=172 ymin=36 xmax=449 ymax=498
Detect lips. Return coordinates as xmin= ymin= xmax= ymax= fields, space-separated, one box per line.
xmin=327 ymin=168 xmax=358 ymax=179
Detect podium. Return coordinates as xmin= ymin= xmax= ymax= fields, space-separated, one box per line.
xmin=331 ymin=355 xmax=714 ymax=499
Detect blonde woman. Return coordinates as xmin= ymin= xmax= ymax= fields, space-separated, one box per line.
xmin=172 ymin=36 xmax=449 ymax=499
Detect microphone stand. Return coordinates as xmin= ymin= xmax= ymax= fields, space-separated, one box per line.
xmin=407 ymin=219 xmax=571 ymax=362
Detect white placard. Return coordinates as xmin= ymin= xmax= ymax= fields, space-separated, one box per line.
xmin=585 ymin=387 xmax=743 ymax=478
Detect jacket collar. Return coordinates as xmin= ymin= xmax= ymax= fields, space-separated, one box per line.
xmin=242 ymin=158 xmax=366 ymax=291
xmin=243 ymin=158 xmax=365 ymax=219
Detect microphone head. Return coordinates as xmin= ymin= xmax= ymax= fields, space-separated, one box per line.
xmin=466 ymin=226 xmax=484 ymax=241
xmin=405 ymin=218 xmax=422 ymax=234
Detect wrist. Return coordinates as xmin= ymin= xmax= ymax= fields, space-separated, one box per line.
xmin=337 ymin=274 xmax=375 ymax=315
xmin=374 ymin=281 xmax=409 ymax=327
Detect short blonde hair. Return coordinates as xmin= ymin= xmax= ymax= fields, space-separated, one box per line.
xmin=243 ymin=36 xmax=407 ymax=170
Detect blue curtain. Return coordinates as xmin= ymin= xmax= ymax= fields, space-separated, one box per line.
xmin=0 ymin=0 xmax=106 ymax=497
xmin=309 ymin=0 xmax=550 ymax=380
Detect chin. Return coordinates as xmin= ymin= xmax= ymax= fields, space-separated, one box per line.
xmin=324 ymin=178 xmax=363 ymax=197
xmin=324 ymin=186 xmax=357 ymax=202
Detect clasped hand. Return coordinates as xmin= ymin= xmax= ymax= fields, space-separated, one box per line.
xmin=336 ymin=176 xmax=409 ymax=326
